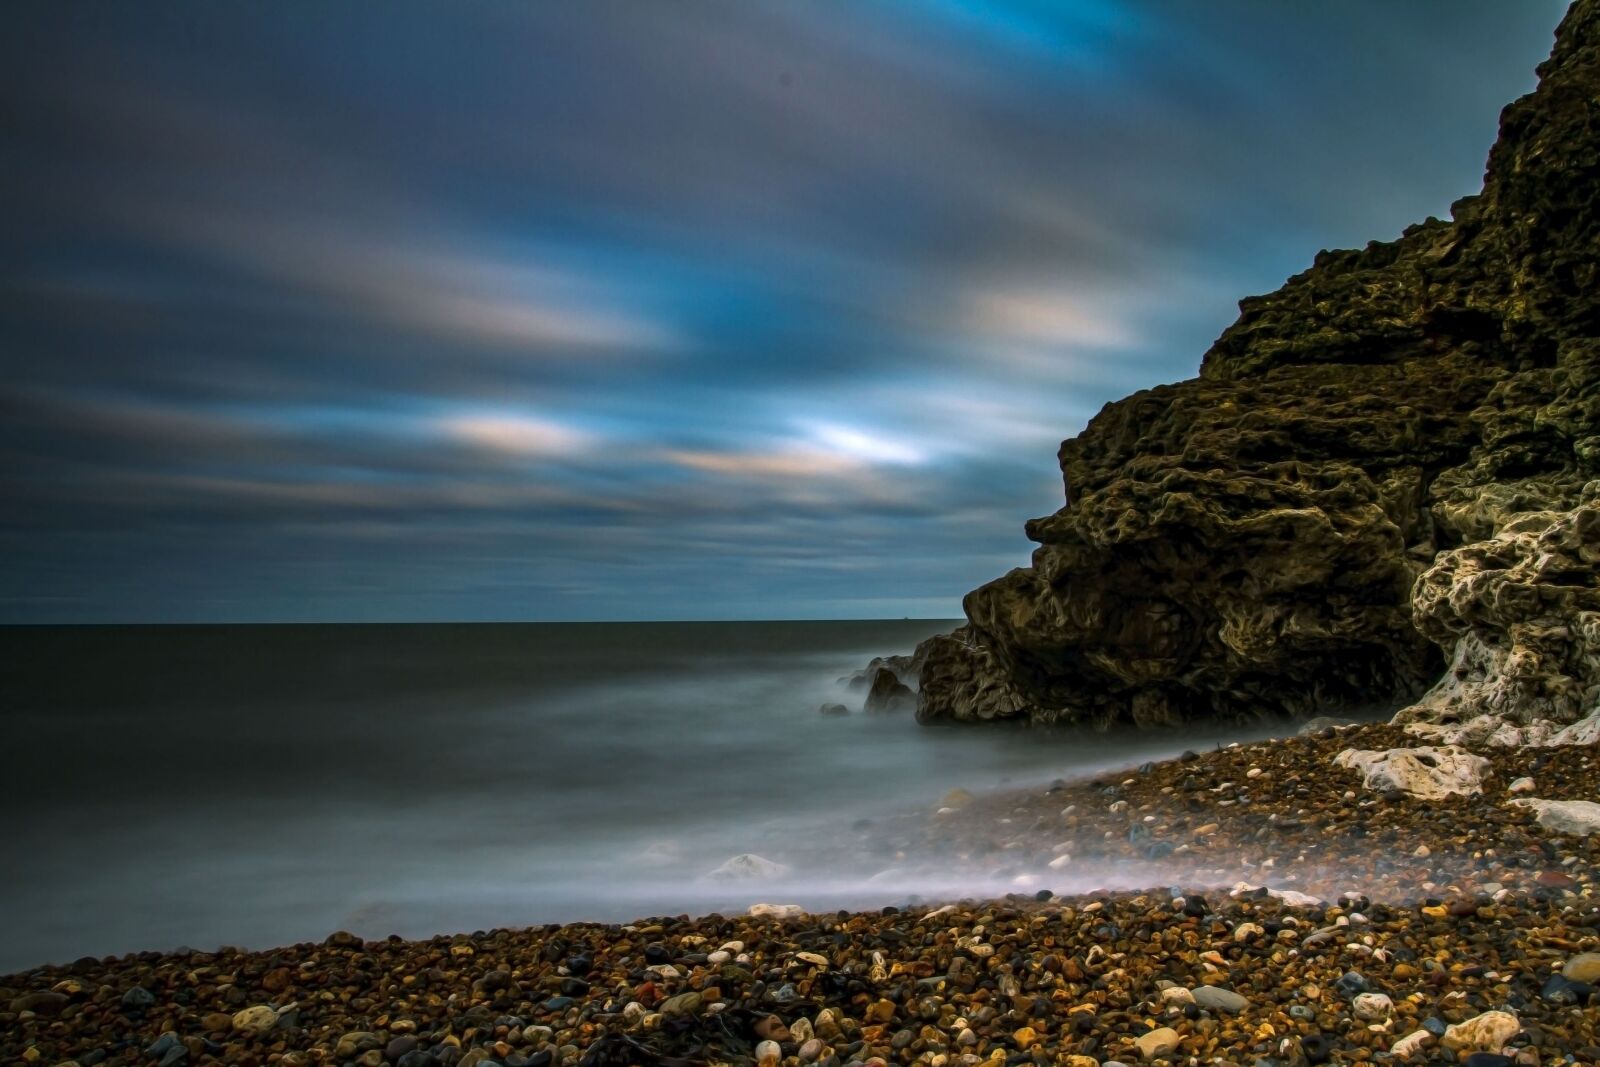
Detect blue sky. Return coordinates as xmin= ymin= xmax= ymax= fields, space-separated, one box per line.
xmin=0 ymin=2 xmax=1567 ymax=622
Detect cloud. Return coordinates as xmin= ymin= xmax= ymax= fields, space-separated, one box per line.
xmin=433 ymin=413 xmax=592 ymax=458
xmin=0 ymin=1 xmax=1570 ymax=620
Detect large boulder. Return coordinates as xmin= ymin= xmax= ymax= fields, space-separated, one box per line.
xmin=915 ymin=0 xmax=1600 ymax=729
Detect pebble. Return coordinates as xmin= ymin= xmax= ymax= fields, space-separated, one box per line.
xmin=1134 ymin=1027 xmax=1180 ymax=1059
xmin=1190 ymin=985 xmax=1249 ymax=1014
xmin=1564 ymin=952 xmax=1600 ymax=982
xmin=1352 ymin=992 xmax=1393 ymax=1019
xmin=4 ymin=721 xmax=1600 ymax=1067
xmin=230 ymin=1004 xmax=277 ymax=1034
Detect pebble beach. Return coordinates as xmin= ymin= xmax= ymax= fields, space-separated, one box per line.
xmin=7 ymin=722 xmax=1599 ymax=1067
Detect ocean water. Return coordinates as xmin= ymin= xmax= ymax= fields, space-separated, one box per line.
xmin=0 ymin=621 xmax=1276 ymax=973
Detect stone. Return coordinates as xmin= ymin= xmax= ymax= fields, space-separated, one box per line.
xmin=120 ymin=986 xmax=156 ymax=1011
xmin=1190 ymin=986 xmax=1249 ymax=1014
xmin=1334 ymin=971 xmax=1370 ymax=997
xmin=1134 ymin=1027 xmax=1180 ymax=1059
xmin=753 ymin=1015 xmax=790 ymax=1042
xmin=941 ymin=788 xmax=975 ymax=810
xmin=706 ymin=853 xmax=789 ymax=880
xmin=748 ymin=902 xmax=804 ymax=919
xmin=1566 ymin=953 xmax=1600 ymax=982
xmin=9 ymin=992 xmax=69 ymax=1016
xmin=819 ymin=703 xmax=849 ymax=716
xmin=230 ymin=1005 xmax=278 ymax=1034
xmin=1442 ymin=1011 xmax=1521 ymax=1053
xmin=659 ymin=991 xmax=702 ymax=1016
xmin=864 ymin=667 xmax=917 ymax=712
xmin=1332 ymin=746 xmax=1490 ymax=799
xmin=335 ymin=1032 xmax=382 ymax=1058
xmin=756 ymin=1040 xmax=781 ymax=1067
xmin=1508 ymin=798 xmax=1600 ymax=835
xmin=1391 ymin=1030 xmax=1432 ymax=1059
xmin=1508 ymin=776 xmax=1535 ymax=793
xmin=1353 ymin=993 xmax=1394 ymax=1020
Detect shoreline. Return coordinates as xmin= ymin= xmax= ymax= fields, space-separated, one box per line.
xmin=6 ymin=723 xmax=1596 ymax=1066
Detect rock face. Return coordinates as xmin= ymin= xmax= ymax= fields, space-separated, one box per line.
xmin=863 ymin=667 xmax=916 ymax=713
xmin=915 ymin=0 xmax=1600 ymax=730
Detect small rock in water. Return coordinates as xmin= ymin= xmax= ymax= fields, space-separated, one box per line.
xmin=941 ymin=787 xmax=975 ymax=810
xmin=863 ymin=667 xmax=916 ymax=712
xmin=818 ymin=702 xmax=849 ymax=716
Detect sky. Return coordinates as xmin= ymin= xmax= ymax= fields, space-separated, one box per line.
xmin=0 ymin=2 xmax=1569 ymax=623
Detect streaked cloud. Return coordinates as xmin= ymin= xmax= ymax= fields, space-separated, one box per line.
xmin=0 ymin=1 xmax=1568 ymax=621
xmin=434 ymin=413 xmax=593 ymax=458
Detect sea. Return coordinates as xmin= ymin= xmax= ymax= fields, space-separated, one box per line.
xmin=0 ymin=621 xmax=1279 ymax=973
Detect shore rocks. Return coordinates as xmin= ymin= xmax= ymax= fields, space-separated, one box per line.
xmin=230 ymin=1004 xmax=277 ymax=1034
xmin=1333 ymin=744 xmax=1490 ymax=799
xmin=1442 ymin=1011 xmax=1522 ymax=1053
xmin=910 ymin=0 xmax=1600 ymax=730
xmin=5 ymin=716 xmax=1600 ymax=1067
xmin=1190 ymin=985 xmax=1249 ymax=1014
xmin=1508 ymin=797 xmax=1600 ymax=835
xmin=1133 ymin=1027 xmax=1180 ymax=1059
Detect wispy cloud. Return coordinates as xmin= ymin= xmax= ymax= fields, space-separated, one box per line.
xmin=0 ymin=1 xmax=1568 ymax=620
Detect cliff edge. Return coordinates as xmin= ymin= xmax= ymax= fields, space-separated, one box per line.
xmin=914 ymin=0 xmax=1600 ymax=734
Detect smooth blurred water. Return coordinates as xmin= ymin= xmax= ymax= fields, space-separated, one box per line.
xmin=0 ymin=622 xmax=1273 ymax=972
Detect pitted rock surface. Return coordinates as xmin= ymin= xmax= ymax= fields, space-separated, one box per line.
xmin=914 ymin=0 xmax=1600 ymax=729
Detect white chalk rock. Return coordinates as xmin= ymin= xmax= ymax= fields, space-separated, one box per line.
xmin=748 ymin=902 xmax=805 ymax=919
xmin=1508 ymin=798 xmax=1600 ymax=836
xmin=1508 ymin=776 xmax=1536 ymax=794
xmin=1333 ymin=745 xmax=1489 ymax=799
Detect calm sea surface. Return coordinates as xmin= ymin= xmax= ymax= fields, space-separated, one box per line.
xmin=0 ymin=622 xmax=1274 ymax=972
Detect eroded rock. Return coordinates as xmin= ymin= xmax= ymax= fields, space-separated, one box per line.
xmin=1508 ymin=797 xmax=1600 ymax=836
xmin=1333 ymin=745 xmax=1490 ymax=799
xmin=912 ymin=0 xmax=1600 ymax=731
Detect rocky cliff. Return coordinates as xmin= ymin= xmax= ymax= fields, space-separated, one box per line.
xmin=913 ymin=0 xmax=1600 ymax=733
